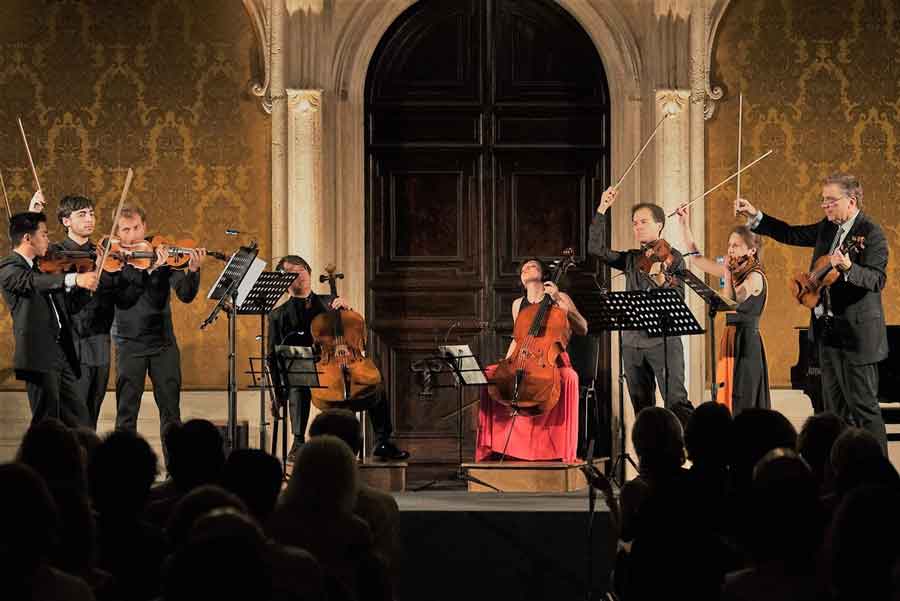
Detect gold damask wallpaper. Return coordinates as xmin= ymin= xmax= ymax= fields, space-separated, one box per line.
xmin=0 ymin=1 xmax=271 ymax=389
xmin=707 ymin=0 xmax=900 ymax=387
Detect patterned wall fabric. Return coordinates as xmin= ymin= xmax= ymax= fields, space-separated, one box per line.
xmin=0 ymin=1 xmax=271 ymax=389
xmin=707 ymin=0 xmax=900 ymax=387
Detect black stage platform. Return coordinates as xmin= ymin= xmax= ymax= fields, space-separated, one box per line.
xmin=394 ymin=490 xmax=612 ymax=601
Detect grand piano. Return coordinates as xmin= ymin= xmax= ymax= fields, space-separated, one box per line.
xmin=791 ymin=326 xmax=900 ymax=441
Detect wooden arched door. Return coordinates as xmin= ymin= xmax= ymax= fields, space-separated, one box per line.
xmin=365 ymin=0 xmax=610 ymax=472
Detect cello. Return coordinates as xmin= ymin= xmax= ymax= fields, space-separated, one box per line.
xmin=309 ymin=265 xmax=383 ymax=410
xmin=489 ymin=249 xmax=577 ymax=415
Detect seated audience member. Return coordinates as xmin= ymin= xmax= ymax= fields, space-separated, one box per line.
xmin=619 ymin=407 xmax=689 ymax=542
xmin=309 ymin=409 xmax=401 ymax=573
xmin=618 ymin=407 xmax=730 ymax=601
xmin=0 ymin=462 xmax=95 ymax=601
xmin=267 ymin=436 xmax=391 ymax=601
xmin=797 ymin=412 xmax=847 ymax=494
xmin=827 ymin=485 xmax=900 ymax=601
xmin=16 ymin=419 xmax=110 ymax=596
xmin=164 ymin=508 xmax=271 ymax=601
xmin=722 ymin=449 xmax=826 ymax=601
xmin=73 ymin=427 xmax=102 ymax=460
xmin=146 ymin=419 xmax=226 ymax=527
xmin=167 ymin=485 xmax=325 ymax=601
xmin=684 ymin=401 xmax=733 ymax=525
xmin=223 ymin=448 xmax=284 ymax=523
xmin=825 ymin=427 xmax=890 ymax=513
xmin=89 ymin=431 xmax=167 ymax=601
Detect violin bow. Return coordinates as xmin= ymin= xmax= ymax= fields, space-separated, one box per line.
xmin=96 ymin=168 xmax=134 ymax=280
xmin=614 ymin=113 xmax=671 ymax=189
xmin=0 ymin=169 xmax=10 ymax=219
xmin=667 ymin=149 xmax=774 ymax=218
xmin=17 ymin=117 xmax=42 ymax=194
xmin=734 ymin=92 xmax=743 ymax=217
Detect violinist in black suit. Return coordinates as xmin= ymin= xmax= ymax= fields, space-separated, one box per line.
xmin=737 ymin=173 xmax=888 ymax=451
xmin=48 ymin=195 xmax=145 ymax=430
xmin=0 ymin=212 xmax=99 ymax=426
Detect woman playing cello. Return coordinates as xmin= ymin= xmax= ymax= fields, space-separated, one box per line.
xmin=476 ymin=258 xmax=587 ymax=462
xmin=676 ymin=207 xmax=770 ymax=415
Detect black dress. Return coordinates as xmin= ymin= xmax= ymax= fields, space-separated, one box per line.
xmin=721 ymin=272 xmax=770 ymax=415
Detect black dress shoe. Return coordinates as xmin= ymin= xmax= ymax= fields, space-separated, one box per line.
xmin=372 ymin=441 xmax=410 ymax=461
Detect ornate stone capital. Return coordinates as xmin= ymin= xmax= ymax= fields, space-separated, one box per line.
xmin=690 ymin=0 xmax=731 ymax=120
xmin=242 ymin=0 xmax=272 ymax=114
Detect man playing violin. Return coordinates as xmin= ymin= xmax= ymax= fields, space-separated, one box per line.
xmin=111 ymin=204 xmax=206 ymax=445
xmin=588 ymin=186 xmax=691 ymax=417
xmin=49 ymin=195 xmax=145 ymax=430
xmin=268 ymin=255 xmax=408 ymax=462
xmin=736 ymin=173 xmax=888 ymax=451
xmin=0 ymin=211 xmax=99 ymax=426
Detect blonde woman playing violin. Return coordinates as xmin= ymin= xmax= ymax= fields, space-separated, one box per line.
xmin=676 ymin=207 xmax=770 ymax=415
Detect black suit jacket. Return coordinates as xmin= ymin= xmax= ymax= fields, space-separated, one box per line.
xmin=0 ymin=252 xmax=82 ymax=378
xmin=754 ymin=211 xmax=888 ymax=365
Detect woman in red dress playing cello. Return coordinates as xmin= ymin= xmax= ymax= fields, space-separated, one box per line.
xmin=476 ymin=258 xmax=588 ymax=462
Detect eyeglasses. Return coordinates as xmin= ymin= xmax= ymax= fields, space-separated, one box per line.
xmin=820 ymin=196 xmax=845 ymax=208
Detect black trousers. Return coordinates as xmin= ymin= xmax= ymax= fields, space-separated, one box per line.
xmin=623 ymin=339 xmax=689 ymax=413
xmin=74 ymin=363 xmax=111 ymax=430
xmin=288 ymin=387 xmax=394 ymax=445
xmin=24 ymin=346 xmax=90 ymax=428
xmin=819 ymin=339 xmax=887 ymax=452
xmin=115 ymin=344 xmax=182 ymax=440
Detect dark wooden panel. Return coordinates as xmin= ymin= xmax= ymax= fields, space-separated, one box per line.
xmin=493 ymin=0 xmax=608 ymax=104
xmin=494 ymin=110 xmax=607 ymax=147
xmin=371 ymin=150 xmax=481 ymax=276
xmin=494 ymin=150 xmax=602 ymax=279
xmin=372 ymin=290 xmax=480 ymax=322
xmin=368 ymin=0 xmax=482 ymax=103
xmin=370 ymin=110 xmax=482 ymax=146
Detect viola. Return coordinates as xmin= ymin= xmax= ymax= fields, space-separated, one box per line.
xmin=37 ymin=249 xmax=97 ymax=274
xmin=309 ymin=265 xmax=383 ymax=410
xmin=489 ymin=248 xmax=576 ymax=415
xmin=791 ymin=235 xmax=865 ymax=309
xmin=99 ymin=235 xmax=226 ymax=271
xmin=637 ymin=239 xmax=678 ymax=288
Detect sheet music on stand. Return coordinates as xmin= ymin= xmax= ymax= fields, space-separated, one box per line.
xmin=640 ymin=287 xmax=705 ymax=338
xmin=438 ymin=345 xmax=488 ymax=386
xmin=236 ymin=271 xmax=298 ymax=315
xmin=207 ymin=245 xmax=263 ymax=302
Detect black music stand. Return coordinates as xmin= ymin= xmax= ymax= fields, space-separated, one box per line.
xmin=586 ymin=290 xmax=644 ymax=486
xmin=410 ymin=345 xmax=500 ymax=492
xmin=233 ymin=271 xmax=298 ymax=454
xmin=201 ymin=244 xmax=264 ymax=452
xmin=672 ymin=269 xmax=736 ymax=403
xmin=641 ymin=287 xmax=705 ymax=402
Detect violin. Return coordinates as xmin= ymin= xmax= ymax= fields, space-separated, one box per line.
xmin=791 ymin=235 xmax=865 ymax=309
xmin=99 ymin=236 xmax=226 ymax=271
xmin=309 ymin=265 xmax=383 ymax=410
xmin=637 ymin=239 xmax=678 ymax=288
xmin=37 ymin=249 xmax=97 ymax=274
xmin=726 ymin=253 xmax=761 ymax=286
xmin=489 ymin=248 xmax=576 ymax=415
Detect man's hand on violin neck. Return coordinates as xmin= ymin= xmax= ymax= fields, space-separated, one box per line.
xmin=187 ymin=248 xmax=207 ymax=272
xmin=735 ymin=198 xmax=758 ymax=218
xmin=76 ymin=271 xmax=99 ymax=291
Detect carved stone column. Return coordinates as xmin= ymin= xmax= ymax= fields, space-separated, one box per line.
xmin=286 ymin=89 xmax=329 ymax=276
xmin=655 ymin=88 xmax=706 ymax=403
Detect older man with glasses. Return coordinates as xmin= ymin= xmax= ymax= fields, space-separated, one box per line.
xmin=735 ymin=174 xmax=888 ymax=451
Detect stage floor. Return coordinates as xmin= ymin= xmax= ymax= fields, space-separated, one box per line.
xmin=393 ymin=489 xmax=612 ymax=601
